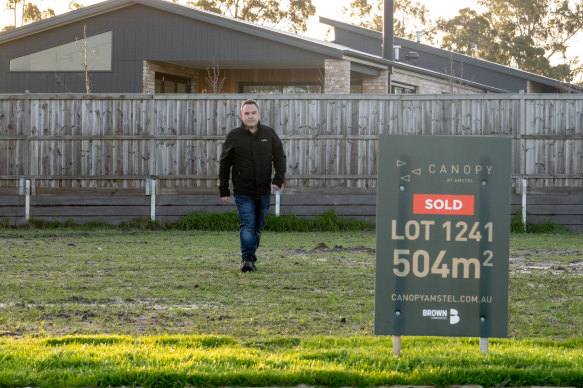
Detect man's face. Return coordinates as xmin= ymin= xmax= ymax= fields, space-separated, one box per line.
xmin=240 ymin=103 xmax=260 ymax=129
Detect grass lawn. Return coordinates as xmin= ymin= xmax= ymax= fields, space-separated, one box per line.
xmin=0 ymin=229 xmax=581 ymax=387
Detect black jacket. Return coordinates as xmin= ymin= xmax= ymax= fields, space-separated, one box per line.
xmin=219 ymin=122 xmax=286 ymax=197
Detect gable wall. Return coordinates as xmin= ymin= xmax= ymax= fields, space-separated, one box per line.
xmin=0 ymin=4 xmax=328 ymax=93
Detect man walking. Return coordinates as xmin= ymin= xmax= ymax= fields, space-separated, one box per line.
xmin=219 ymin=99 xmax=286 ymax=272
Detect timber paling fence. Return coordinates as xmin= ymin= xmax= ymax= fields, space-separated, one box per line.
xmin=0 ymin=93 xmax=582 ymax=231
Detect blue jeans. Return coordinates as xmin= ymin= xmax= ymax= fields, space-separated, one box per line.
xmin=235 ymin=194 xmax=271 ymax=261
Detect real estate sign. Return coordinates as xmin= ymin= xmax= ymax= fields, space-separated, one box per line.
xmin=375 ymin=135 xmax=511 ymax=338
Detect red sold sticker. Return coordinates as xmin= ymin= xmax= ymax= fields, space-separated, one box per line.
xmin=413 ymin=194 xmax=475 ymax=215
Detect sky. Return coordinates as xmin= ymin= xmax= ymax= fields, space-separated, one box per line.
xmin=1 ymin=0 xmax=582 ymax=77
xmin=2 ymin=0 xmax=480 ymax=36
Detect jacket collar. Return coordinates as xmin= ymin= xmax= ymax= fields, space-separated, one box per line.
xmin=239 ymin=121 xmax=262 ymax=135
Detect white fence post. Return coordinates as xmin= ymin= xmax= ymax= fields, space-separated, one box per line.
xmin=522 ymin=178 xmax=527 ymax=231
xmin=25 ymin=179 xmax=31 ymax=222
xmin=19 ymin=179 xmax=31 ymax=222
xmin=150 ymin=179 xmax=157 ymax=221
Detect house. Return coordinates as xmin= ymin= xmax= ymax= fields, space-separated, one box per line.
xmin=321 ymin=17 xmax=583 ymax=94
xmin=0 ymin=0 xmax=578 ymax=95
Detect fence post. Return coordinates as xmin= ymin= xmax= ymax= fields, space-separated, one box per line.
xmin=23 ymin=91 xmax=31 ymax=184
xmin=25 ymin=179 xmax=31 ymax=222
xmin=150 ymin=178 xmax=157 ymax=221
xmin=519 ymin=90 xmax=527 ymax=199
xmin=522 ymin=178 xmax=527 ymax=231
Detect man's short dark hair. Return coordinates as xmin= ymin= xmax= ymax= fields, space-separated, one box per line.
xmin=240 ymin=99 xmax=259 ymax=112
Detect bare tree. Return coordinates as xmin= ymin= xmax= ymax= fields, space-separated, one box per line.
xmin=6 ymin=0 xmax=22 ymax=27
xmin=442 ymin=53 xmax=466 ymax=94
xmin=76 ymin=24 xmax=93 ymax=94
xmin=204 ymin=59 xmax=227 ymax=93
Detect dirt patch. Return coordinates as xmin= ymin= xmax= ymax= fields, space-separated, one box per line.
xmin=290 ymin=243 xmax=376 ymax=255
xmin=510 ymin=257 xmax=583 ymax=274
xmin=289 ymin=243 xmax=583 ymax=274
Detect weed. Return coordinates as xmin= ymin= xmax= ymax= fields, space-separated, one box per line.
xmin=81 ymin=220 xmax=112 ymax=229
xmin=24 ymin=218 xmax=64 ymax=229
xmin=173 ymin=209 xmax=374 ymax=232
xmin=511 ymin=209 xmax=526 ymax=233
xmin=526 ymin=221 xmax=573 ymax=234
xmin=174 ymin=211 xmax=240 ymax=231
xmin=512 ymin=209 xmax=573 ymax=234
xmin=118 ymin=217 xmax=168 ymax=230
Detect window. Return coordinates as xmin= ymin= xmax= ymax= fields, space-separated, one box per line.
xmin=391 ymin=82 xmax=417 ymax=94
xmin=10 ymin=31 xmax=112 ymax=72
xmin=155 ymin=73 xmax=191 ymax=93
xmin=240 ymin=83 xmax=322 ymax=94
xmin=350 ymin=82 xmax=363 ymax=94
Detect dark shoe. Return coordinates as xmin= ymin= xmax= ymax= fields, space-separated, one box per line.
xmin=239 ymin=257 xmax=257 ymax=272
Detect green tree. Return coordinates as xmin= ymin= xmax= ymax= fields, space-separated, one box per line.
xmin=436 ymin=8 xmax=502 ymax=62
xmin=188 ymin=0 xmax=316 ymax=33
xmin=342 ymin=0 xmax=431 ymax=42
xmin=23 ymin=2 xmax=55 ymax=23
xmin=435 ymin=0 xmax=583 ymax=81
xmin=5 ymin=0 xmax=22 ymax=27
xmin=68 ymin=1 xmax=83 ymax=10
xmin=3 ymin=0 xmax=56 ymax=28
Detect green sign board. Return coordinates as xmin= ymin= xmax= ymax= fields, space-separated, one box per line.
xmin=375 ymin=135 xmax=511 ymax=338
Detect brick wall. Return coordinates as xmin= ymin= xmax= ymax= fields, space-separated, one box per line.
xmin=324 ymin=59 xmax=351 ymax=94
xmin=363 ymin=69 xmax=389 ymax=94
xmin=391 ymin=68 xmax=483 ymax=94
xmin=527 ymin=80 xmax=543 ymax=93
xmin=142 ymin=61 xmax=199 ymax=93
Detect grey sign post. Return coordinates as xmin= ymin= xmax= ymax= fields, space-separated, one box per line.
xmin=375 ymin=135 xmax=511 ymax=350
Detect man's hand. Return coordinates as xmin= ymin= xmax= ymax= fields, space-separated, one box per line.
xmin=271 ymin=184 xmax=281 ymax=191
xmin=220 ymin=196 xmax=230 ymax=203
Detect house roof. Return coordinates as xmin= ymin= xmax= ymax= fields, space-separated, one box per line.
xmin=1 ymin=0 xmax=575 ymax=93
xmin=0 ymin=0 xmax=350 ymax=62
xmin=321 ymin=17 xmax=583 ymax=93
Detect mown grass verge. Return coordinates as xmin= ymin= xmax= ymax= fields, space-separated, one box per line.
xmin=0 ymin=335 xmax=581 ymax=388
